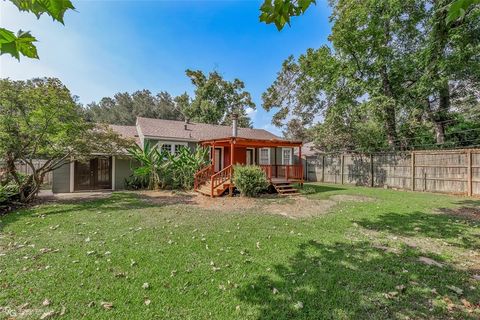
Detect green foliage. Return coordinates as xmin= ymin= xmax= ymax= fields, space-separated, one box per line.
xmin=85 ymin=90 xmax=184 ymax=125
xmin=164 ymin=146 xmax=209 ymax=190
xmin=0 ymin=78 xmax=130 ymax=202
xmin=85 ymin=70 xmax=255 ymax=129
xmin=233 ymin=165 xmax=269 ymax=197
xmin=124 ymin=174 xmax=148 ymax=190
xmin=128 ymin=143 xmax=208 ymax=190
xmin=0 ymin=173 xmax=30 ymax=212
xmin=127 ymin=141 xmax=167 ymax=190
xmin=263 ymin=0 xmax=480 ymax=151
xmin=182 ymin=70 xmax=255 ymax=128
xmin=0 ymin=28 xmax=38 ymax=59
xmin=447 ymin=0 xmax=480 ymax=23
xmin=0 ymin=0 xmax=75 ymax=60
xmin=259 ymin=0 xmax=316 ymax=30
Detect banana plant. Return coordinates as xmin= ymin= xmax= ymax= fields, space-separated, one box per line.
xmin=166 ymin=146 xmax=209 ymax=190
xmin=128 ymin=141 xmax=168 ymax=190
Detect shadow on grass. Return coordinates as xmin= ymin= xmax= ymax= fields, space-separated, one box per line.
xmin=238 ymin=240 xmax=479 ymax=319
xmin=356 ymin=207 xmax=480 ymax=250
xmin=436 ymin=199 xmax=480 ymax=222
xmin=300 ymin=184 xmax=346 ymax=195
xmin=0 ymin=192 xmax=195 ymax=232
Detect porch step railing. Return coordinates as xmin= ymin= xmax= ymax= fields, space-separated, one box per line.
xmin=194 ymin=164 xmax=214 ymax=191
xmin=210 ymin=165 xmax=233 ymax=196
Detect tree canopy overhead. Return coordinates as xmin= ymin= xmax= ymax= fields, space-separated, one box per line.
xmin=86 ymin=69 xmax=256 ymax=128
xmin=181 ymin=69 xmax=256 ymax=128
xmin=259 ymin=0 xmax=480 ymax=29
xmin=263 ymin=0 xmax=480 ymax=151
xmin=85 ymin=90 xmax=184 ymax=125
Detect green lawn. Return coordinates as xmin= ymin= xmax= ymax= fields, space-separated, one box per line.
xmin=1 ymin=184 xmax=479 ymax=319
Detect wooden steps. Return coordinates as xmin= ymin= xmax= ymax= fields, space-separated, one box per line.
xmin=272 ymin=181 xmax=299 ymax=195
xmin=196 ymin=180 xmax=232 ymax=197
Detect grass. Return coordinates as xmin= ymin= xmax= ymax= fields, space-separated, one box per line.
xmin=1 ymin=183 xmax=479 ymax=319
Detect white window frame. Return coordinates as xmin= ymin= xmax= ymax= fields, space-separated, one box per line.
xmin=282 ymin=148 xmax=293 ymax=165
xmin=259 ymin=148 xmax=270 ymax=165
xmin=160 ymin=143 xmax=173 ymax=154
xmin=156 ymin=141 xmax=188 ymax=155
xmin=174 ymin=143 xmax=188 ymax=155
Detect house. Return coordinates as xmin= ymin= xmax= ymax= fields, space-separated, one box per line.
xmin=52 ymin=116 xmax=303 ymax=196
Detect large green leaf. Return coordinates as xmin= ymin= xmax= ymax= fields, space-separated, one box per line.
xmin=0 ymin=28 xmax=38 ymax=59
xmin=259 ymin=0 xmax=316 ymax=30
xmin=447 ymin=0 xmax=480 ymax=23
xmin=9 ymin=0 xmax=75 ymax=23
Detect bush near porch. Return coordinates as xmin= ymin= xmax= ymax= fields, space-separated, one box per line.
xmin=233 ymin=165 xmax=269 ymax=197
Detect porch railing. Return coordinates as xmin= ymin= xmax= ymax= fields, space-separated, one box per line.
xmin=194 ymin=164 xmax=214 ymax=191
xmin=260 ymin=165 xmax=303 ymax=181
xmin=210 ymin=165 xmax=233 ymax=196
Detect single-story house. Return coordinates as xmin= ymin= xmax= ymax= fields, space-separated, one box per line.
xmin=52 ymin=116 xmax=303 ymax=197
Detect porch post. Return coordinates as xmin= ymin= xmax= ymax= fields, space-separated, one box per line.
xmin=69 ymin=158 xmax=75 ymax=193
xmin=229 ymin=138 xmax=235 ymax=196
xmin=212 ymin=142 xmax=215 ymax=171
xmin=299 ymin=145 xmax=303 ymax=187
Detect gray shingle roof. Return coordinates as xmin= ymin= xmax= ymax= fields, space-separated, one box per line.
xmin=136 ymin=117 xmax=282 ymax=141
xmin=109 ymin=125 xmax=140 ymax=145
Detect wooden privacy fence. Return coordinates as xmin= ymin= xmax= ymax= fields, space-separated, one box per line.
xmin=304 ymin=148 xmax=480 ymax=197
xmin=0 ymin=160 xmax=53 ymax=185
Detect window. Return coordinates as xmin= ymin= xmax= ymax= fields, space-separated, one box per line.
xmin=259 ymin=148 xmax=270 ymax=165
xmin=157 ymin=142 xmax=188 ymax=155
xmin=160 ymin=144 xmax=172 ymax=154
xmin=175 ymin=145 xmax=185 ymax=155
xmin=282 ymin=148 xmax=292 ymax=165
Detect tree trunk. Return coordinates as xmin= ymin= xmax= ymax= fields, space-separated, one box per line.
xmin=430 ymin=1 xmax=451 ymax=145
xmin=380 ymin=7 xmax=397 ymax=149
xmin=381 ymin=66 xmax=398 ymax=148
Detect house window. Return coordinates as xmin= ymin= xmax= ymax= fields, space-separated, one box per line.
xmin=282 ymin=148 xmax=292 ymax=165
xmin=259 ymin=148 xmax=270 ymax=165
xmin=160 ymin=144 xmax=172 ymax=154
xmin=174 ymin=145 xmax=185 ymax=155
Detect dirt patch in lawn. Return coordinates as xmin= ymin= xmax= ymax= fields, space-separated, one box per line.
xmin=436 ymin=206 xmax=480 ymax=221
xmin=140 ymin=190 xmax=374 ymax=218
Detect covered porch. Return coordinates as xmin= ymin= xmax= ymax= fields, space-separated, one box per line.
xmin=194 ymin=137 xmax=303 ymax=197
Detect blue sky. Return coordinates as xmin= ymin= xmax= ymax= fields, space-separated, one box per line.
xmin=0 ymin=0 xmax=331 ymax=135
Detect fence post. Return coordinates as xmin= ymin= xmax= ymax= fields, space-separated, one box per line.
xmin=411 ymin=151 xmax=415 ymax=191
xmin=370 ymin=153 xmax=374 ymax=187
xmin=340 ymin=154 xmax=344 ymax=185
xmin=467 ymin=150 xmax=472 ymax=196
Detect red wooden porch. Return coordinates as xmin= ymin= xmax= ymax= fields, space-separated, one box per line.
xmin=194 ymin=137 xmax=303 ymax=197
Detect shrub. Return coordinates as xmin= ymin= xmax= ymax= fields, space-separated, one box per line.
xmin=233 ymin=165 xmax=269 ymax=197
xmin=124 ymin=174 xmax=148 ymax=190
xmin=166 ymin=146 xmax=209 ymax=190
xmin=127 ymin=143 xmax=208 ymax=191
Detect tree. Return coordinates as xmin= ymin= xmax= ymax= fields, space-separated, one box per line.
xmin=181 ymin=70 xmax=256 ymax=128
xmin=263 ymin=0 xmax=480 ymax=151
xmin=85 ymin=90 xmax=184 ymax=125
xmin=0 ymin=78 xmax=130 ymax=201
xmin=259 ymin=0 xmax=479 ymax=29
xmin=0 ymin=0 xmax=75 ymax=60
